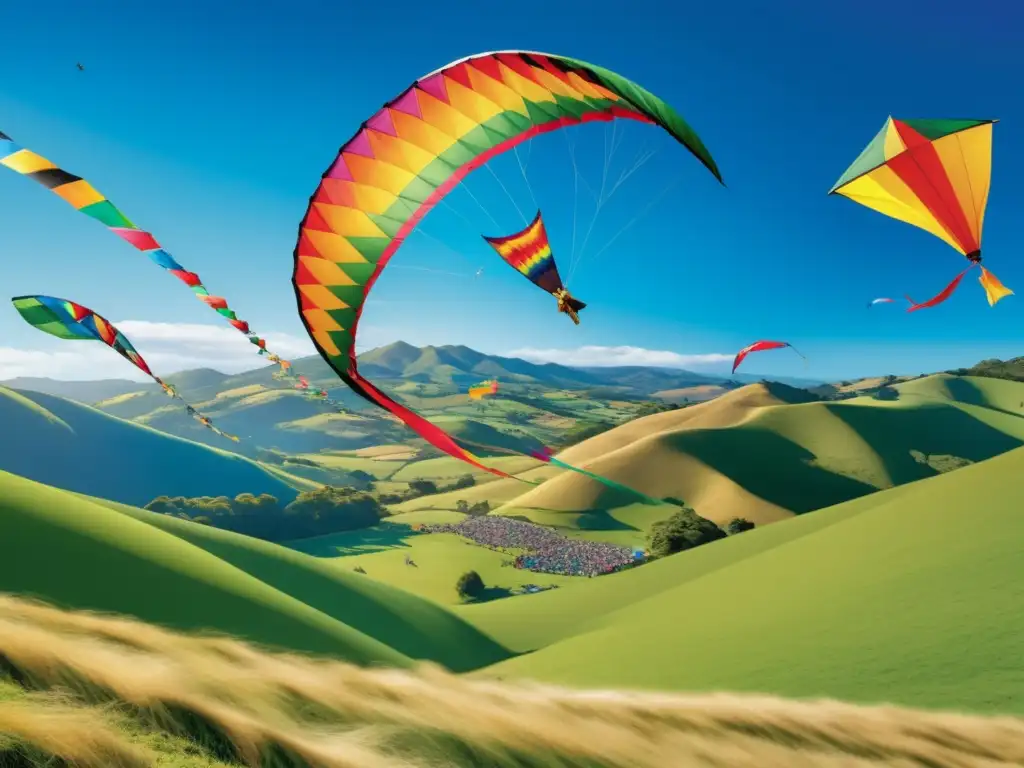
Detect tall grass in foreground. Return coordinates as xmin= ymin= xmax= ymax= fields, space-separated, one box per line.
xmin=1 ymin=593 xmax=1023 ymax=767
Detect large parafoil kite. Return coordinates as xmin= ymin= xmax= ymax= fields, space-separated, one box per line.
xmin=12 ymin=295 xmax=239 ymax=442
xmin=483 ymin=211 xmax=585 ymax=324
xmin=293 ymin=50 xmax=723 ymax=481
xmin=830 ymin=117 xmax=1013 ymax=311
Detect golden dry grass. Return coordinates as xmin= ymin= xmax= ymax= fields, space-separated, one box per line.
xmin=650 ymin=384 xmax=730 ymax=403
xmin=502 ymin=383 xmax=802 ymax=523
xmin=0 ymin=696 xmax=152 ymax=767
xmin=2 ymin=593 xmax=1024 ymax=767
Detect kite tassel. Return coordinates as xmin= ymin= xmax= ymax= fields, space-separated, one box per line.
xmin=978 ymin=265 xmax=1014 ymax=307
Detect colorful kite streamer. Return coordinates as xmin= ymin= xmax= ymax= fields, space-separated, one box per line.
xmin=12 ymin=295 xmax=239 ymax=442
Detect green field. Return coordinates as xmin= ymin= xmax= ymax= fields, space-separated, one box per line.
xmin=288 ymin=515 xmax=578 ymax=604
xmin=4 ymin=372 xmax=1024 ymax=719
xmin=469 ymin=443 xmax=1024 ymax=714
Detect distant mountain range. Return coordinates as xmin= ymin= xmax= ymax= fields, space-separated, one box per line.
xmin=0 ymin=341 xmax=826 ymax=405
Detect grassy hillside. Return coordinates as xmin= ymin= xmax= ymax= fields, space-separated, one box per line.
xmin=475 ymin=442 xmax=1024 ymax=715
xmin=493 ymin=376 xmax=1024 ymax=528
xmin=0 ymin=386 xmax=306 ymax=507
xmin=5 ymin=596 xmax=1020 ymax=768
xmin=0 ymin=469 xmax=404 ymax=666
xmin=0 ymin=468 xmax=509 ymax=670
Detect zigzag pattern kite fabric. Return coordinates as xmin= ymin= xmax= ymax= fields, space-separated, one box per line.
xmin=294 ymin=49 xmax=723 ymax=478
xmin=830 ymin=117 xmax=1012 ymax=307
xmin=0 ymin=131 xmax=278 ymax=358
xmin=484 ymin=211 xmax=564 ymax=295
xmin=12 ymin=295 xmax=239 ymax=443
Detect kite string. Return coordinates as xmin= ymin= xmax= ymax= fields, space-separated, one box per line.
xmin=570 ymin=122 xmax=618 ymax=275
xmin=455 ymin=178 xmax=503 ymax=231
xmin=512 ymin=144 xmax=540 ymax=214
xmin=565 ymin=131 xmax=658 ymax=285
xmin=484 ymin=163 xmax=527 ymax=225
xmin=583 ymin=167 xmax=686 ymax=267
xmin=563 ymin=130 xmax=582 ymax=280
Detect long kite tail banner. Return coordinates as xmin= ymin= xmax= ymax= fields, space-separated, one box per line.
xmin=0 ymin=130 xmax=285 ymax=363
xmin=11 ymin=294 xmax=240 ymax=442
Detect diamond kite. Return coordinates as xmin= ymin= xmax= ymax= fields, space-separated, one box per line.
xmin=830 ymin=117 xmax=1012 ymax=311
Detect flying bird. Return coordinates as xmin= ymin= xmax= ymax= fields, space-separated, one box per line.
xmin=76 ymin=62 xmax=85 ymax=71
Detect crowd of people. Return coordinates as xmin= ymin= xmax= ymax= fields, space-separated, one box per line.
xmin=420 ymin=516 xmax=639 ymax=577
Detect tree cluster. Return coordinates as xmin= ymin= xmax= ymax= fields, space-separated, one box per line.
xmin=145 ymin=486 xmax=385 ymax=542
xmin=456 ymin=570 xmax=485 ymax=600
xmin=455 ymin=499 xmax=491 ymax=516
xmin=647 ymin=505 xmax=727 ymax=558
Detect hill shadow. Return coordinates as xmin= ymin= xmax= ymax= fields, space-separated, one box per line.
xmin=288 ymin=523 xmax=422 ymax=558
xmin=474 ymin=586 xmax=514 ymax=603
xmin=667 ymin=428 xmax=878 ymax=514
xmin=0 ymin=390 xmax=298 ymax=506
xmin=944 ymin=377 xmax=1024 ymax=419
xmin=825 ymin=402 xmax=1023 ymax=485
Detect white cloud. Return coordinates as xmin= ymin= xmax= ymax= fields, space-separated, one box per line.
xmin=507 ymin=345 xmax=733 ymax=369
xmin=0 ymin=321 xmax=317 ymax=382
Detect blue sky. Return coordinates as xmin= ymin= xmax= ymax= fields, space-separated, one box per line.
xmin=0 ymin=0 xmax=1019 ymax=382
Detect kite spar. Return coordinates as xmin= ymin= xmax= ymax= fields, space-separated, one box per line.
xmin=830 ymin=117 xmax=1013 ymax=311
xmin=293 ymin=49 xmax=723 ymax=481
xmin=12 ymin=295 xmax=239 ymax=442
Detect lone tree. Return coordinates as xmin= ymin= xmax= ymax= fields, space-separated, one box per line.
xmin=726 ymin=517 xmax=756 ymax=535
xmin=456 ymin=570 xmax=485 ymax=600
xmin=648 ymin=506 xmax=726 ymax=558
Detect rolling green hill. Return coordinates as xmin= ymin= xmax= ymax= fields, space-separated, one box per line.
xmin=0 ymin=376 xmax=152 ymax=403
xmin=490 ymin=375 xmax=1024 ymax=527
xmin=471 ymin=442 xmax=1024 ymax=714
xmin=0 ymin=386 xmax=307 ymax=507
xmin=5 ymin=342 xmax=825 ymax=460
xmin=0 ymin=468 xmax=509 ymax=671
